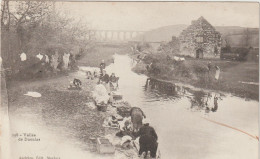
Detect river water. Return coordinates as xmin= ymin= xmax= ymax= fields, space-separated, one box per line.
xmin=106 ymin=54 xmax=259 ymax=159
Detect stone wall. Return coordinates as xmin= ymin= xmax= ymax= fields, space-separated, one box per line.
xmin=179 ymin=16 xmax=222 ymax=59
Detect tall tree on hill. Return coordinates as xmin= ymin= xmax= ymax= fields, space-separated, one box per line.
xmin=243 ymin=28 xmax=251 ymax=47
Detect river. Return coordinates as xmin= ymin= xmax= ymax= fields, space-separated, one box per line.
xmin=105 ymin=54 xmax=259 ymax=159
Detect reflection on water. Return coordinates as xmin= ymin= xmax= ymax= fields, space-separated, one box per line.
xmin=144 ymin=77 xmax=223 ymax=114
xmin=106 ymin=54 xmax=258 ymax=159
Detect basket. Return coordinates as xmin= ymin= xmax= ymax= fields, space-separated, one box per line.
xmin=96 ymin=138 xmax=115 ymax=154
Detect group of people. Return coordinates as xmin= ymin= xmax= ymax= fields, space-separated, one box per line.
xmin=99 ymin=60 xmax=119 ymax=92
xmin=99 ymin=60 xmax=159 ymax=158
xmin=117 ymin=107 xmax=159 ymax=158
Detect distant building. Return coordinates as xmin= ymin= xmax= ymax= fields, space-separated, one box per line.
xmin=179 ymin=16 xmax=222 ymax=59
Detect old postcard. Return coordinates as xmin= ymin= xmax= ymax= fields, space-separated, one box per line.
xmin=1 ymin=1 xmax=259 ymax=159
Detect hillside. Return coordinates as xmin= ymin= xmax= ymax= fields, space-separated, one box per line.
xmin=215 ymin=26 xmax=259 ymax=47
xmin=134 ymin=24 xmax=187 ymax=42
xmin=134 ymin=25 xmax=259 ymax=47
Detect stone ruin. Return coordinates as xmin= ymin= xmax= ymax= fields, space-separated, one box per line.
xmin=179 ymin=16 xmax=222 ymax=59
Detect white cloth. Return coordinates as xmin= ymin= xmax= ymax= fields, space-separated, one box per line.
xmin=173 ymin=56 xmax=185 ymax=61
xmin=93 ymin=84 xmax=110 ymax=105
xmin=118 ymin=117 xmax=131 ymax=131
xmin=120 ymin=136 xmax=132 ymax=145
xmin=63 ymin=53 xmax=70 ymax=69
xmin=215 ymin=67 xmax=220 ymax=80
xmin=78 ymin=66 xmax=99 ymax=75
xmin=180 ymin=57 xmax=185 ymax=61
xmin=45 ymin=55 xmax=49 ymax=63
xmin=36 ymin=53 xmax=43 ymax=60
xmin=51 ymin=53 xmax=59 ymax=70
xmin=173 ymin=56 xmax=179 ymax=61
xmin=24 ymin=91 xmax=41 ymax=98
xmin=20 ymin=53 xmax=27 ymax=61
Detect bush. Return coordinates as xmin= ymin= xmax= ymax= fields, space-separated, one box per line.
xmin=232 ymin=47 xmax=249 ymax=61
xmin=143 ymin=53 xmax=210 ymax=82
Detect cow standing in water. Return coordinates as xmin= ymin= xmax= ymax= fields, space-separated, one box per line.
xmin=130 ymin=107 xmax=146 ymax=132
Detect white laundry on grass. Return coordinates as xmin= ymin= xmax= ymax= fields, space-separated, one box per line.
xmin=215 ymin=66 xmax=220 ymax=80
xmin=24 ymin=91 xmax=42 ymax=98
xmin=36 ymin=53 xmax=44 ymax=60
xmin=20 ymin=52 xmax=27 ymax=61
xmin=173 ymin=56 xmax=185 ymax=62
xmin=79 ymin=66 xmax=99 ymax=74
xmin=118 ymin=117 xmax=129 ymax=130
xmin=239 ymin=81 xmax=259 ymax=85
xmin=45 ymin=55 xmax=49 ymax=63
xmin=92 ymin=84 xmax=110 ymax=105
xmin=51 ymin=53 xmax=59 ymax=70
xmin=63 ymin=53 xmax=70 ymax=69
xmin=120 ymin=135 xmax=132 ymax=146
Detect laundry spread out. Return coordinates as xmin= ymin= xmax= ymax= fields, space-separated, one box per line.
xmin=24 ymin=91 xmax=42 ymax=98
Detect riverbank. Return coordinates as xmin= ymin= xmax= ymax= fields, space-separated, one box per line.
xmin=132 ymin=53 xmax=259 ymax=100
xmin=5 ymin=44 xmax=142 ymax=158
xmin=7 ymin=72 xmax=105 ymax=152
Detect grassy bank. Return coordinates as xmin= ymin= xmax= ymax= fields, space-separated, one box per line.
xmin=7 ymin=73 xmax=106 ymax=152
xmin=132 ymin=53 xmax=259 ymax=100
xmin=7 ymin=43 xmax=134 ymax=154
xmin=78 ymin=43 xmax=131 ymax=67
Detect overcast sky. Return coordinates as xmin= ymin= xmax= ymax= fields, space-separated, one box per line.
xmin=58 ymin=2 xmax=259 ymax=31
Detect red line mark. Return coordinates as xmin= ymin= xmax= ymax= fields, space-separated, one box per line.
xmin=202 ymin=117 xmax=259 ymax=141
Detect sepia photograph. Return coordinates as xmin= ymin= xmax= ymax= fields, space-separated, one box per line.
xmin=0 ymin=1 xmax=259 ymax=159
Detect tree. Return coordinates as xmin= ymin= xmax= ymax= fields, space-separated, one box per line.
xmin=1 ymin=1 xmax=91 ymax=78
xmin=159 ymin=36 xmax=180 ymax=54
xmin=243 ymin=28 xmax=251 ymax=48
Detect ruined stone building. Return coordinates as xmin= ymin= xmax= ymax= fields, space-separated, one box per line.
xmin=179 ymin=16 xmax=222 ymax=59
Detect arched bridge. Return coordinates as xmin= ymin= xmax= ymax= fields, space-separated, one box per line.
xmin=88 ymin=30 xmax=146 ymax=42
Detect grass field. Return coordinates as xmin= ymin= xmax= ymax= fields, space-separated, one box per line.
xmin=193 ymin=59 xmax=259 ymax=100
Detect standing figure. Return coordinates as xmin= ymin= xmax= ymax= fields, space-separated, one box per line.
xmin=130 ymin=107 xmax=146 ymax=132
xmin=212 ymin=95 xmax=219 ymax=112
xmin=215 ymin=66 xmax=220 ymax=81
xmin=136 ymin=118 xmax=158 ymax=158
xmin=109 ymin=73 xmax=119 ymax=91
xmin=100 ymin=60 xmax=106 ymax=75
xmin=99 ymin=70 xmax=110 ymax=93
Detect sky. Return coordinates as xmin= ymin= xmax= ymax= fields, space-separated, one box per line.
xmin=58 ymin=2 xmax=259 ymax=31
